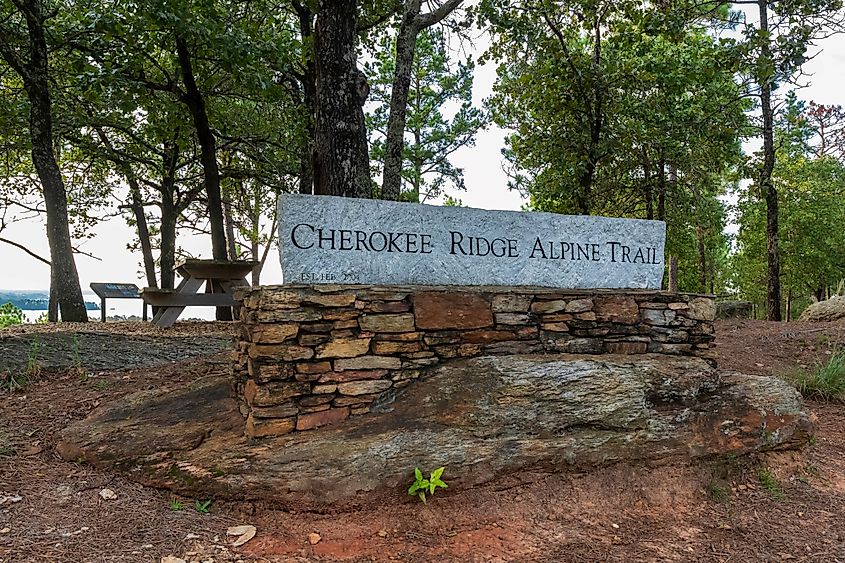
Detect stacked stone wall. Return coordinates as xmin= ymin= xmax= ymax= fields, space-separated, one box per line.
xmin=234 ymin=285 xmax=716 ymax=437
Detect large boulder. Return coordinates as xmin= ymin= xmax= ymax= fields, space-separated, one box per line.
xmin=798 ymin=295 xmax=845 ymax=322
xmin=56 ymin=354 xmax=812 ymax=510
xmin=717 ymin=300 xmax=753 ymax=319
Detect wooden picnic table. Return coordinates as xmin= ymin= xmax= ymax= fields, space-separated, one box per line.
xmin=141 ymin=259 xmax=258 ymax=328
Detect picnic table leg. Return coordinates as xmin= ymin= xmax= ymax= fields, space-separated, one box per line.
xmin=151 ymin=276 xmax=205 ymax=328
xmin=101 ymin=297 xmax=106 ymax=323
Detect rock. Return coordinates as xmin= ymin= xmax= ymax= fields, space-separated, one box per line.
xmin=491 ymin=294 xmax=531 ymax=313
xmin=247 ymin=382 xmax=310 ymax=407
xmin=315 ymin=337 xmax=372 ymax=359
xmin=359 ymin=313 xmax=416 ymax=333
xmin=495 ymin=313 xmax=532 ymax=325
xmin=296 ymin=408 xmax=349 ymax=431
xmin=99 ymin=488 xmax=117 ymax=500
xmin=565 ymin=298 xmax=594 ymax=314
xmin=246 ymin=415 xmax=295 ymax=438
xmin=594 ymin=296 xmax=638 ymax=324
xmin=249 ymin=344 xmax=314 ymax=361
xmin=334 ymin=355 xmax=402 ymax=371
xmin=798 ymin=295 xmax=845 ymax=322
xmin=161 ymin=557 xmax=186 ymax=563
xmin=308 ymin=532 xmax=321 ymax=545
xmin=301 ymin=293 xmax=356 ymax=307
xmin=318 ymin=369 xmax=388 ymax=383
xmin=413 ymin=292 xmax=493 ymax=330
xmin=57 ymin=355 xmax=812 ymax=510
xmin=252 ymin=323 xmax=299 ymax=344
xmin=531 ymin=300 xmax=567 ymax=314
xmin=716 ymin=301 xmax=752 ymax=319
xmin=337 ymin=380 xmax=392 ymax=396
xmin=687 ymin=297 xmax=717 ymax=322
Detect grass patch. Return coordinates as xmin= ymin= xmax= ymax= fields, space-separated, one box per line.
xmin=758 ymin=468 xmax=785 ymax=500
xmin=706 ymin=479 xmax=731 ymax=503
xmin=789 ymin=350 xmax=845 ymax=402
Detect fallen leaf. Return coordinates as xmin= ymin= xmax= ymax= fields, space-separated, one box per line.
xmin=308 ymin=532 xmax=321 ymax=545
xmin=227 ymin=524 xmax=256 ymax=547
xmin=0 ymin=495 xmax=22 ymax=505
xmin=98 ymin=488 xmax=117 ymax=501
xmin=21 ymin=445 xmax=42 ymax=456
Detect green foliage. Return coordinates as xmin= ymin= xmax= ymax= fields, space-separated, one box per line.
xmin=0 ymin=303 xmax=23 ymax=328
xmin=757 ymin=468 xmax=785 ymax=500
xmin=170 ymin=499 xmax=184 ymax=511
xmin=705 ymin=479 xmax=731 ymax=503
xmin=408 ymin=466 xmax=448 ymax=504
xmin=194 ymin=499 xmax=212 ymax=514
xmin=789 ymin=350 xmax=845 ymax=402
xmin=367 ymin=28 xmax=488 ymax=203
xmin=25 ymin=338 xmax=42 ymax=380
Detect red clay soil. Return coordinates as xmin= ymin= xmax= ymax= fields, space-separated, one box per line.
xmin=2 ymin=319 xmax=845 ymax=562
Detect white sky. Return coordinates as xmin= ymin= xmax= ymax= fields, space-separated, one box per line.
xmin=1 ymin=24 xmax=843 ymax=292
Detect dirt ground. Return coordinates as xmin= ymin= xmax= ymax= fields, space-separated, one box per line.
xmin=2 ymin=319 xmax=845 ymax=563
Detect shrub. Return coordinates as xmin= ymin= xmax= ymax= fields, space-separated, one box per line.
xmin=0 ymin=303 xmax=23 ymax=328
xmin=789 ymin=350 xmax=845 ymax=402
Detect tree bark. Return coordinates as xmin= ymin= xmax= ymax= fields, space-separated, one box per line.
xmin=175 ymin=34 xmax=228 ymax=262
xmin=668 ymin=256 xmax=679 ymax=293
xmin=128 ymin=177 xmax=158 ymax=288
xmin=294 ymin=2 xmax=317 ymax=195
xmin=313 ymin=0 xmax=372 ymax=198
xmin=17 ymin=0 xmax=88 ymax=322
xmin=159 ymin=141 xmax=180 ymax=290
xmin=758 ymin=0 xmax=782 ymax=321
xmin=381 ymin=1 xmax=423 ymax=200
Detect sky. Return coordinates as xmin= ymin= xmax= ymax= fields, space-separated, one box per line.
xmin=1 ymin=20 xmax=844 ymax=293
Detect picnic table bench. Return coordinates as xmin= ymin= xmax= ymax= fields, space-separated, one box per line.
xmin=141 ymin=259 xmax=258 ymax=328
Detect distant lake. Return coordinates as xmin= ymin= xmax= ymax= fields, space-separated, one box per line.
xmin=20 ymin=298 xmax=216 ymax=323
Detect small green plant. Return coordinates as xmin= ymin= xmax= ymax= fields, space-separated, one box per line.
xmin=789 ymin=350 xmax=845 ymax=402
xmin=35 ymin=312 xmax=49 ymax=324
xmin=70 ymin=334 xmax=86 ymax=379
xmin=0 ymin=303 xmax=23 ymax=328
xmin=194 ymin=499 xmax=212 ymax=514
xmin=170 ymin=499 xmax=184 ymax=511
xmin=706 ymin=479 xmax=731 ymax=503
xmin=758 ymin=468 xmax=785 ymax=499
xmin=93 ymin=379 xmax=111 ymax=391
xmin=26 ymin=338 xmax=42 ymax=379
xmin=408 ymin=467 xmax=448 ymax=504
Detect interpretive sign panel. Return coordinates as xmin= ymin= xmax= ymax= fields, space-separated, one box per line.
xmin=278 ymin=194 xmax=666 ymax=289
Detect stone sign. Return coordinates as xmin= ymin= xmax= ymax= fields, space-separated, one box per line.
xmin=278 ymin=194 xmax=666 ymax=289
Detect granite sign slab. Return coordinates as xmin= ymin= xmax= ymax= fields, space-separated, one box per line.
xmin=278 ymin=194 xmax=666 ymax=289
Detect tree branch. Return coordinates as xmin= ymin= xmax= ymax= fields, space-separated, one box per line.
xmin=0 ymin=236 xmax=51 ymax=265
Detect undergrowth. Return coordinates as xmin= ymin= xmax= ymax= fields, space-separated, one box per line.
xmin=789 ymin=350 xmax=845 ymax=402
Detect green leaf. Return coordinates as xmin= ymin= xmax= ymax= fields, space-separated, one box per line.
xmin=431 ymin=467 xmax=445 ymax=480
xmin=414 ymin=467 xmax=423 ymax=481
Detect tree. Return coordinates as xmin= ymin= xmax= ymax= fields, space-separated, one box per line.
xmin=733 ymin=0 xmax=843 ymax=320
xmin=367 ymin=27 xmax=487 ymax=202
xmin=313 ymin=0 xmax=373 ymax=198
xmin=0 ymin=0 xmax=88 ymax=321
xmin=378 ymin=0 xmax=464 ymax=200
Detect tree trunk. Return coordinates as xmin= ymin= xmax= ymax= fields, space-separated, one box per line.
xmin=128 ymin=177 xmax=158 ymax=288
xmin=175 ymin=34 xmax=228 ymax=262
xmin=758 ymin=0 xmax=782 ymax=321
xmin=20 ymin=0 xmax=88 ymax=322
xmin=159 ymin=193 xmax=178 ymax=291
xmin=697 ymin=226 xmax=707 ymax=293
xmin=295 ymin=3 xmax=317 ymax=195
xmin=224 ymin=191 xmax=237 ymax=260
xmin=313 ymin=0 xmax=372 ymax=199
xmin=668 ymin=256 xmax=679 ymax=293
xmin=381 ymin=1 xmax=422 ymax=201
